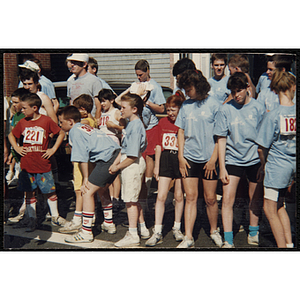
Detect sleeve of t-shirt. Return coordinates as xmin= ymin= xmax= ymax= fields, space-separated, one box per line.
xmin=124 ymin=127 xmax=143 ymax=158
xmin=11 ymin=120 xmax=23 ymax=139
xmin=92 ymin=79 xmax=103 ymax=97
xmin=149 ymin=83 xmax=166 ymax=105
xmin=213 ymin=106 xmax=228 ymax=137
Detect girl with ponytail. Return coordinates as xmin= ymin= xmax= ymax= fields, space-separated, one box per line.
xmin=256 ymin=69 xmax=296 ymax=248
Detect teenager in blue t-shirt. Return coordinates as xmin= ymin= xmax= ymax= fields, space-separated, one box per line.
xmin=208 ymin=53 xmax=231 ymax=104
xmin=214 ymin=72 xmax=265 ymax=248
xmin=175 ymin=69 xmax=223 ymax=248
xmin=256 ymin=70 xmax=296 ymax=248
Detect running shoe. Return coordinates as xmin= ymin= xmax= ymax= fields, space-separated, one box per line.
xmin=51 ymin=216 xmax=67 ymax=227
xmin=176 ymin=236 xmax=195 ymax=248
xmin=172 ymin=228 xmax=184 ymax=242
xmin=145 ymin=231 xmax=163 ymax=247
xmin=65 ymin=230 xmax=94 ymax=243
xmin=210 ymin=229 xmax=223 ymax=247
xmin=247 ymin=233 xmax=259 ymax=245
xmin=222 ymin=241 xmax=235 ymax=248
xmin=114 ymin=231 xmax=140 ymax=247
xmin=8 ymin=212 xmax=24 ymax=223
xmin=59 ymin=220 xmax=82 ymax=233
xmin=139 ymin=227 xmax=150 ymax=239
xmin=101 ymin=222 xmax=117 ymax=234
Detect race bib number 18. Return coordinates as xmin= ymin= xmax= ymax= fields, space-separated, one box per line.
xmin=280 ymin=115 xmax=296 ymax=135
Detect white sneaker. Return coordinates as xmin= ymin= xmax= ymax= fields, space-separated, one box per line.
xmin=172 ymin=228 xmax=184 ymax=242
xmin=248 ymin=233 xmax=259 ymax=245
xmin=210 ymin=229 xmax=223 ymax=247
xmin=176 ymin=236 xmax=195 ymax=248
xmin=5 ymin=170 xmax=14 ymax=181
xmin=8 ymin=212 xmax=24 ymax=223
xmin=145 ymin=231 xmax=163 ymax=247
xmin=59 ymin=220 xmax=82 ymax=233
xmin=139 ymin=226 xmax=150 ymax=239
xmin=101 ymin=222 xmax=117 ymax=234
xmin=114 ymin=231 xmax=140 ymax=247
xmin=65 ymin=230 xmax=94 ymax=243
xmin=51 ymin=216 xmax=67 ymax=227
xmin=222 ymin=241 xmax=235 ymax=248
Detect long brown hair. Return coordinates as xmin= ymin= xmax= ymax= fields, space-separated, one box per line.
xmin=270 ymin=69 xmax=296 ymax=94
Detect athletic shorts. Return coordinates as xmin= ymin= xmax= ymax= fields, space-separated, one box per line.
xmin=121 ymin=154 xmax=146 ymax=203
xmin=143 ymin=126 xmax=157 ymax=157
xmin=185 ymin=158 xmax=218 ymax=180
xmin=226 ymin=162 xmax=261 ymax=183
xmin=159 ymin=150 xmax=181 ymax=179
xmin=18 ymin=170 xmax=56 ymax=194
xmin=264 ymin=187 xmax=288 ymax=202
xmin=88 ymin=150 xmax=120 ymax=188
xmin=73 ymin=161 xmax=95 ymax=191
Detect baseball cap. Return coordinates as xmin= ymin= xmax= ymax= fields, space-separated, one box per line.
xmin=67 ymin=53 xmax=89 ymax=63
xmin=18 ymin=60 xmax=40 ymax=72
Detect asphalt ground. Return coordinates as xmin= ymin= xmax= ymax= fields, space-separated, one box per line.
xmin=2 ymin=153 xmax=297 ymax=251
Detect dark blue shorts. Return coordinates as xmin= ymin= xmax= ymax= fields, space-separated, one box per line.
xmin=185 ymin=158 xmax=218 ymax=180
xmin=226 ymin=162 xmax=261 ymax=183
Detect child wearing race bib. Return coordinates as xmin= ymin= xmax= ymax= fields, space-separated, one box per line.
xmin=109 ymin=93 xmax=150 ymax=247
xmin=256 ymin=70 xmax=296 ymax=248
xmin=145 ymin=90 xmax=185 ymax=247
xmin=214 ymin=72 xmax=265 ymax=248
xmin=175 ymin=69 xmax=223 ymax=248
xmin=59 ymin=94 xmax=100 ymax=234
xmin=8 ymin=93 xmax=66 ymax=232
xmin=58 ymin=106 xmax=121 ymax=243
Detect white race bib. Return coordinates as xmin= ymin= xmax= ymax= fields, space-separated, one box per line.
xmin=23 ymin=127 xmax=44 ymax=145
xmin=162 ymin=133 xmax=178 ymax=150
xmin=280 ymin=115 xmax=296 ymax=135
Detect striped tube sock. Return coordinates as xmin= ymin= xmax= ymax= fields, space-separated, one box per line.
xmin=103 ymin=203 xmax=113 ymax=224
xmin=47 ymin=194 xmax=59 ymax=217
xmin=26 ymin=196 xmax=37 ymax=218
xmin=82 ymin=211 xmax=94 ymax=234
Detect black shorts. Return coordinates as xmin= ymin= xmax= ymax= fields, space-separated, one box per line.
xmin=185 ymin=158 xmax=218 ymax=180
xmin=88 ymin=149 xmax=120 ymax=187
xmin=159 ymin=150 xmax=181 ymax=179
xmin=226 ymin=162 xmax=261 ymax=183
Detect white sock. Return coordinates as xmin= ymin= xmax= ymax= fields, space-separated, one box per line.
xmin=73 ymin=211 xmax=82 ymax=224
xmin=173 ymin=222 xmax=181 ymax=230
xmin=154 ymin=224 xmax=163 ymax=234
xmin=129 ymin=227 xmax=138 ymax=236
xmin=47 ymin=194 xmax=59 ymax=217
xmin=286 ymin=243 xmax=294 ymax=248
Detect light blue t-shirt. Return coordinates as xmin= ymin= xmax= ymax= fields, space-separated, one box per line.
xmin=143 ymin=78 xmax=166 ymax=130
xmin=121 ymin=118 xmax=147 ymax=157
xmin=69 ymin=123 xmax=121 ymax=163
xmin=208 ymin=76 xmax=230 ymax=104
xmin=175 ymin=95 xmax=220 ymax=163
xmin=256 ymin=73 xmax=270 ymax=94
xmin=257 ymin=87 xmax=296 ymax=112
xmin=97 ymin=77 xmax=115 ymax=93
xmin=213 ymin=98 xmax=265 ymax=166
xmin=255 ymin=105 xmax=296 ymax=189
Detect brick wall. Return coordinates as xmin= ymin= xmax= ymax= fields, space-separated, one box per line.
xmin=3 ymin=53 xmax=51 ymax=97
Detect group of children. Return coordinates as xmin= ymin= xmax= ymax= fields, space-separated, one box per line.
xmin=5 ymin=53 xmax=296 ymax=249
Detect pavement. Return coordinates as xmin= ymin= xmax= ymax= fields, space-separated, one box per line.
xmin=2 ymin=153 xmax=297 ymax=251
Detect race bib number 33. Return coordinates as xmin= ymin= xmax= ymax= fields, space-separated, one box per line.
xmin=162 ymin=133 xmax=178 ymax=150
xmin=280 ymin=115 xmax=296 ymax=135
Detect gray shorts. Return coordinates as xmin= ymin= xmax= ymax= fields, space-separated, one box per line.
xmin=88 ymin=150 xmax=120 ymax=187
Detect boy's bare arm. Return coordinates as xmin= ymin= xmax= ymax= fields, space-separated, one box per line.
xmin=42 ymin=130 xmax=65 ymax=159
xmin=40 ymin=93 xmax=58 ymax=123
xmin=8 ymin=132 xmax=27 ymax=156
